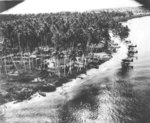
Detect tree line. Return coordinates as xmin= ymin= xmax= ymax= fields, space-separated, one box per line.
xmin=0 ymin=11 xmax=130 ymax=55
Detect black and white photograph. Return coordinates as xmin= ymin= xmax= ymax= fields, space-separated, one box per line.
xmin=0 ymin=0 xmax=150 ymax=123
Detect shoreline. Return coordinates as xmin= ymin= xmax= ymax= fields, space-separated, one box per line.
xmin=0 ymin=8 xmax=147 ymax=123
xmin=0 ymin=50 xmax=114 ymax=105
xmin=0 ymin=10 xmax=139 ymax=120
xmin=0 ymin=38 xmax=129 ymax=122
xmin=0 ymin=44 xmax=118 ymax=103
xmin=115 ymin=14 xmax=150 ymax=22
xmin=0 ymin=12 xmax=146 ymax=106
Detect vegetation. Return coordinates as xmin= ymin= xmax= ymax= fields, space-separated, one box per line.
xmin=0 ymin=11 xmax=130 ymax=103
xmin=0 ymin=11 xmax=129 ymax=53
xmin=0 ymin=12 xmax=130 ymax=76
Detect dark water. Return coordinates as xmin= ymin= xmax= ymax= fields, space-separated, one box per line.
xmin=57 ymin=16 xmax=150 ymax=123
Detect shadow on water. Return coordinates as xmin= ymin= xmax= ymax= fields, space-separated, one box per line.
xmin=58 ymin=85 xmax=100 ymax=123
xmin=57 ymin=77 xmax=150 ymax=123
xmin=117 ymin=67 xmax=133 ymax=78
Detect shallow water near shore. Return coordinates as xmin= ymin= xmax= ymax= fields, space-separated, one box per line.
xmin=1 ymin=16 xmax=150 ymax=123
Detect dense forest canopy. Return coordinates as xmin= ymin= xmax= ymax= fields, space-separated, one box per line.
xmin=0 ymin=11 xmax=130 ymax=54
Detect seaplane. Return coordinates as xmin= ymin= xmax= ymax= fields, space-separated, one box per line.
xmin=125 ymin=40 xmax=131 ymax=44
xmin=122 ymin=58 xmax=134 ymax=63
xmin=127 ymin=50 xmax=138 ymax=57
xmin=128 ymin=45 xmax=137 ymax=50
